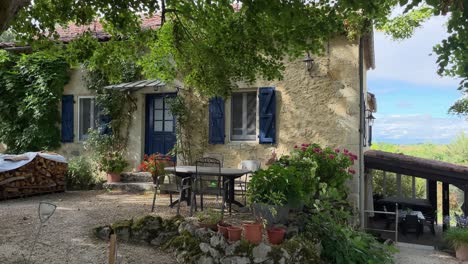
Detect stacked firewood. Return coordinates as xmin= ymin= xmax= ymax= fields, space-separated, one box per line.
xmin=0 ymin=156 xmax=67 ymax=199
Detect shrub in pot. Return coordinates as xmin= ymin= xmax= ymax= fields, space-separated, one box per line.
xmin=100 ymin=152 xmax=128 ymax=183
xmin=445 ymin=227 xmax=468 ymax=260
xmin=195 ymin=209 xmax=222 ymax=231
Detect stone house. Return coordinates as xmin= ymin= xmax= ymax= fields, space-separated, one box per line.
xmin=1 ymin=16 xmax=377 ymax=213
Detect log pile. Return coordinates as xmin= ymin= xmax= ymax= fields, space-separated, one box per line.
xmin=0 ymin=156 xmax=67 ymax=199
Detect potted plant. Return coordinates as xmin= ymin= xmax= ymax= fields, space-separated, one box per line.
xmin=267 ymin=226 xmax=286 ymax=245
xmin=227 ymin=226 xmax=242 ymax=242
xmin=217 ymin=221 xmax=232 ymax=239
xmin=195 ymin=209 xmax=222 ymax=231
xmin=138 ymin=153 xmax=172 ymax=182
xmin=243 ymin=220 xmax=263 ymax=244
xmin=101 ymin=152 xmax=128 ymax=183
xmin=445 ymin=227 xmax=468 ymax=260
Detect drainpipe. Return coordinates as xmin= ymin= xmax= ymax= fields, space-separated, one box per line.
xmin=358 ymin=37 xmax=365 ymax=228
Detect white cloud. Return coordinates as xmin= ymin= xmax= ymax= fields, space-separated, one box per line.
xmin=370 ymin=16 xmax=461 ymax=88
xmin=373 ymin=114 xmax=468 ymax=144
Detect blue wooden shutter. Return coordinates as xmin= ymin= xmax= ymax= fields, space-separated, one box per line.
xmin=259 ymin=87 xmax=276 ymax=144
xmin=209 ymin=97 xmax=225 ymax=144
xmin=61 ymin=95 xmax=74 ymax=142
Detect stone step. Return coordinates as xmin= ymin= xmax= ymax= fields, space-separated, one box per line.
xmin=103 ymin=182 xmax=154 ymax=193
xmin=120 ymin=172 xmax=153 ymax=183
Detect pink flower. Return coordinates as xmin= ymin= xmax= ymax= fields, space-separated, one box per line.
xmin=313 ymin=148 xmax=321 ymax=153
xmin=294 ymin=145 xmax=298 ymax=149
xmin=329 ymin=154 xmax=335 ymax=159
xmin=334 ymin=148 xmax=340 ymax=153
xmin=348 ymin=168 xmax=356 ymax=174
xmin=344 ymin=149 xmax=349 ymax=154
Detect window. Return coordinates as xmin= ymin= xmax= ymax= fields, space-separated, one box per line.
xmin=231 ymin=92 xmax=256 ymax=141
xmin=78 ymin=97 xmax=98 ymax=141
xmin=153 ymin=97 xmax=174 ymax=132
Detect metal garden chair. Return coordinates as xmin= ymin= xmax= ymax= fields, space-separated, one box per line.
xmin=151 ymin=156 xmax=191 ymax=215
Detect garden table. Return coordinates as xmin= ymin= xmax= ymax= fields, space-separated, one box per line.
xmin=398 ymin=210 xmax=425 ymax=221
xmin=164 ymin=166 xmax=251 ymax=208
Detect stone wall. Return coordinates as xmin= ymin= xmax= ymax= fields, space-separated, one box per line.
xmin=189 ymin=36 xmax=368 ymax=203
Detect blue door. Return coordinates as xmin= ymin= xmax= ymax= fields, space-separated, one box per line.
xmin=145 ymin=94 xmax=177 ymax=156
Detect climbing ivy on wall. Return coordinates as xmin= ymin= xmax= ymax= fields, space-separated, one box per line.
xmin=0 ymin=50 xmax=69 ymax=153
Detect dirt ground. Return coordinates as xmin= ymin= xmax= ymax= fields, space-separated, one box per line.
xmin=0 ymin=191 xmax=185 ymax=264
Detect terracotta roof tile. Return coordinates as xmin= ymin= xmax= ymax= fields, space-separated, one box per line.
xmin=55 ymin=15 xmax=161 ymax=43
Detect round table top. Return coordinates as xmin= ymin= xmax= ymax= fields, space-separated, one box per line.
xmin=165 ymin=166 xmax=250 ymax=177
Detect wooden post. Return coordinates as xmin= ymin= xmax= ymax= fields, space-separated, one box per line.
xmin=463 ymin=185 xmax=468 ymax=216
xmin=396 ymin=174 xmax=402 ymax=197
xmin=382 ymin=171 xmax=387 ymax=197
xmin=443 ymin=183 xmax=449 ymax=231
xmin=427 ymin=180 xmax=437 ymax=211
xmin=412 ymin=176 xmax=416 ymax=199
xmin=109 ymin=234 xmax=117 ymax=264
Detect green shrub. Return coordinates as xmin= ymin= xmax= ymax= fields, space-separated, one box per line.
xmin=304 ymin=201 xmax=396 ymax=264
xmin=66 ymin=156 xmax=96 ymax=190
xmin=445 ymin=227 xmax=468 ymax=249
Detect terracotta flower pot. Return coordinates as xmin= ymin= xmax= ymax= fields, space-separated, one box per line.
xmin=106 ymin=172 xmax=121 ymax=183
xmin=218 ymin=222 xmax=232 ymax=239
xmin=243 ymin=222 xmax=263 ymax=244
xmin=456 ymin=244 xmax=468 ymax=261
xmin=227 ymin=226 xmax=242 ymax=242
xmin=267 ymin=227 xmax=286 ymax=245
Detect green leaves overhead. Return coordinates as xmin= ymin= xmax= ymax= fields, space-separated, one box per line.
xmin=4 ymin=0 xmax=467 ymax=110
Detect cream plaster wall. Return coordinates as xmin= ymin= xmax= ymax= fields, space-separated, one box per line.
xmin=56 ymin=68 xmax=95 ymax=158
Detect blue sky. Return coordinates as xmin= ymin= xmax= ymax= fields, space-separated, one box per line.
xmin=368 ymin=16 xmax=467 ymax=144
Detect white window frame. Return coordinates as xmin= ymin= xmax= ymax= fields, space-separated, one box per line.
xmin=77 ymin=96 xmax=97 ymax=142
xmin=230 ymin=91 xmax=257 ymax=141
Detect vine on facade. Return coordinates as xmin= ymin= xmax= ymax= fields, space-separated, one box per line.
xmin=0 ymin=50 xmax=69 ymax=153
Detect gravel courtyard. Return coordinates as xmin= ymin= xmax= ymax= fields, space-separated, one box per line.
xmin=0 ymin=191 xmax=181 ymax=264
xmin=1 ymin=191 xmax=464 ymax=264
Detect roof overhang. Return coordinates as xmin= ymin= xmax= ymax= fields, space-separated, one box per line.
xmin=104 ymin=79 xmax=165 ymax=92
xmin=365 ymin=150 xmax=468 ymax=187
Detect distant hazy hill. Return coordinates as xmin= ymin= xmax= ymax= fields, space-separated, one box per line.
xmin=371 ymin=132 xmax=467 ymax=165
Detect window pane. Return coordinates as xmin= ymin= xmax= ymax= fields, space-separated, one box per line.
xmin=155 ymin=109 xmax=163 ymax=120
xmin=231 ymin=94 xmax=243 ymax=135
xmin=246 ymin=93 xmax=256 ymax=135
xmin=164 ymin=98 xmax=171 ymax=109
xmin=165 ymin=109 xmax=173 ymax=120
xmin=164 ymin=121 xmax=173 ymax=132
xmin=154 ymin=121 xmax=163 ymax=132
xmin=154 ymin=98 xmax=163 ymax=109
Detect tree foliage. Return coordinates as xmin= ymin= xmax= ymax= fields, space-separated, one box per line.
xmin=1 ymin=0 xmax=466 ymax=110
xmin=0 ymin=50 xmax=69 ymax=153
